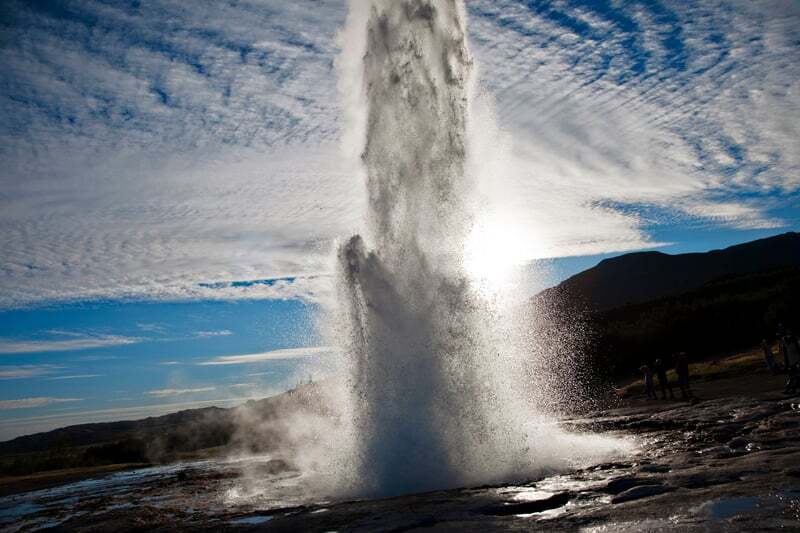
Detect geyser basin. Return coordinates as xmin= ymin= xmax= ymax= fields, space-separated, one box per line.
xmin=325 ymin=0 xmax=632 ymax=498
xmin=6 ymin=391 xmax=798 ymax=531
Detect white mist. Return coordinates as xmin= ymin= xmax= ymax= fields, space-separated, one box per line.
xmin=326 ymin=0 xmax=631 ymax=499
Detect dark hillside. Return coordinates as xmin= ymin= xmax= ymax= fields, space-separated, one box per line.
xmin=545 ymin=232 xmax=800 ymax=311
xmin=0 ymin=384 xmax=325 ymax=477
xmin=0 ymin=407 xmax=231 ymax=456
xmin=581 ymin=267 xmax=800 ymax=379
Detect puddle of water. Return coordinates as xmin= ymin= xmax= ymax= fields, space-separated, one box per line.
xmin=106 ymin=502 xmax=135 ymax=511
xmin=694 ymin=496 xmax=760 ymax=520
xmin=0 ymin=500 xmax=42 ymax=521
xmin=500 ymin=488 xmax=554 ymax=502
xmin=230 ymin=515 xmax=274 ymax=525
xmin=581 ymin=517 xmax=679 ymax=532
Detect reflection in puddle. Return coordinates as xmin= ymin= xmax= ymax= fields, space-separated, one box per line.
xmin=230 ymin=515 xmax=274 ymax=525
xmin=694 ymin=496 xmax=760 ymax=520
xmin=0 ymin=500 xmax=42 ymax=520
xmin=581 ymin=518 xmax=679 ymax=532
xmin=503 ymin=488 xmax=555 ymax=502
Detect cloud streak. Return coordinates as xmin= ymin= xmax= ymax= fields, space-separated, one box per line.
xmin=0 ymin=397 xmax=82 ymax=410
xmin=146 ymin=387 xmax=216 ymax=397
xmin=194 ymin=330 xmax=234 ymax=338
xmin=0 ymin=365 xmax=61 ymax=379
xmin=46 ymin=374 xmax=102 ymax=381
xmin=198 ymin=346 xmax=332 ymax=366
xmin=0 ymin=335 xmax=139 ymax=354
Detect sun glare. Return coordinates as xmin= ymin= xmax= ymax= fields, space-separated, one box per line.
xmin=463 ymin=217 xmax=538 ymax=290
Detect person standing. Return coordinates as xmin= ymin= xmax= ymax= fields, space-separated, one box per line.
xmin=640 ymin=365 xmax=656 ymax=400
xmin=654 ymin=358 xmax=674 ymax=400
xmin=781 ymin=333 xmax=799 ymax=370
xmin=675 ymin=353 xmax=693 ymax=400
xmin=761 ymin=339 xmax=779 ymax=374
xmin=782 ymin=334 xmax=800 ymax=394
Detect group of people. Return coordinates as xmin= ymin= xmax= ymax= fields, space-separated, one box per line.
xmin=636 ymin=323 xmax=800 ymax=401
xmin=639 ymin=353 xmax=693 ymax=401
xmin=761 ymin=324 xmax=800 ymax=394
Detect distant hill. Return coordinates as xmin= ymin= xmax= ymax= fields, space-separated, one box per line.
xmin=0 ymin=406 xmax=231 ymax=456
xmin=543 ymin=232 xmax=800 ymax=311
xmin=532 ymin=232 xmax=800 ymax=380
xmin=0 ymin=384 xmax=326 ymax=476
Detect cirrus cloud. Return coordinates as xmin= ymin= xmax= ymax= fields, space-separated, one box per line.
xmin=198 ymin=346 xmax=332 ymax=366
xmin=145 ymin=387 xmax=217 ymax=398
xmin=0 ymin=365 xmax=61 ymax=379
xmin=0 ymin=335 xmax=140 ymax=354
xmin=0 ymin=397 xmax=82 ymax=410
xmin=0 ymin=0 xmax=797 ymax=308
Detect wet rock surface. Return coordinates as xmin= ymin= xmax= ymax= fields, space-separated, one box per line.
xmin=610 ymin=484 xmax=673 ymax=504
xmin=2 ymin=389 xmax=799 ymax=532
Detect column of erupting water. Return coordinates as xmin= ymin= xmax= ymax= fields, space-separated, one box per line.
xmin=331 ymin=0 xmax=631 ymax=499
xmin=336 ymin=0 xmax=526 ymax=497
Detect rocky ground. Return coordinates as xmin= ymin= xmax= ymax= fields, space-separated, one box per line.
xmin=2 ymin=372 xmax=799 ymax=532
xmin=241 ymin=376 xmax=800 ymax=532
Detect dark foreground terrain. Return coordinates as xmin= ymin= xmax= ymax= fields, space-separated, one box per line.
xmin=1 ymin=369 xmax=798 ymax=532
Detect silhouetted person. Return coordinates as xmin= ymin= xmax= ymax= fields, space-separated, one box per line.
xmin=787 ymin=368 xmax=800 ymax=395
xmin=761 ymin=339 xmax=780 ymax=374
xmin=640 ymin=365 xmax=656 ymax=400
xmin=675 ymin=352 xmax=693 ymax=399
xmin=654 ymin=358 xmax=674 ymax=400
xmin=782 ymin=334 xmax=800 ymax=394
xmin=780 ymin=333 xmax=798 ymax=371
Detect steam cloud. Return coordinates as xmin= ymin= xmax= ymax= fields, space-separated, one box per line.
xmin=321 ymin=0 xmax=631 ymax=498
xmin=223 ymin=0 xmax=633 ymax=504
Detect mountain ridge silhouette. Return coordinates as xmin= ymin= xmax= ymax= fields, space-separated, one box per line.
xmin=541 ymin=232 xmax=800 ymax=311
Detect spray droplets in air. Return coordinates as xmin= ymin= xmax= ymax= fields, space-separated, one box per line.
xmin=317 ymin=0 xmax=631 ymax=499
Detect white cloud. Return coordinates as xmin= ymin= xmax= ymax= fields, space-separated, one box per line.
xmin=46 ymin=374 xmax=102 ymax=381
xmin=463 ymin=0 xmax=799 ymax=256
xmin=0 ymin=335 xmax=139 ymax=354
xmin=0 ymin=397 xmax=82 ymax=410
xmin=137 ymin=323 xmax=166 ymax=333
xmin=0 ymin=145 xmax=359 ymax=307
xmin=194 ymin=330 xmax=234 ymax=338
xmin=198 ymin=346 xmax=332 ymax=366
xmin=146 ymin=387 xmax=216 ymax=397
xmin=0 ymin=0 xmax=345 ymax=154
xmin=0 ymin=365 xmax=61 ymax=379
xmin=0 ymin=0 xmax=356 ymax=308
xmin=0 ymin=0 xmax=797 ymax=307
xmin=74 ymin=355 xmax=125 ymax=362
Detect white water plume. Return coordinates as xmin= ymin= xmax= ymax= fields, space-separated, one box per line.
xmin=302 ymin=0 xmax=632 ymax=499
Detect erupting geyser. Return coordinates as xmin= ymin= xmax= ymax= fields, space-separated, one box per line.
xmin=328 ymin=0 xmax=630 ymax=498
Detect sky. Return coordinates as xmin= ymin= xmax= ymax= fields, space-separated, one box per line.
xmin=1 ymin=0 xmax=799 ymax=440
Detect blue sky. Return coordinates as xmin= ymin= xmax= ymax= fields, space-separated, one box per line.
xmin=1 ymin=0 xmax=799 ymax=439
xmin=0 ymin=299 xmax=323 ymax=440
